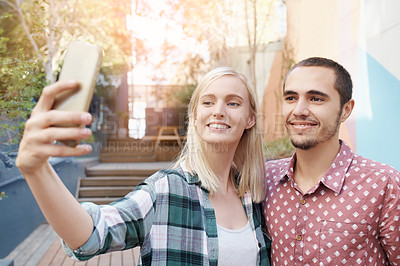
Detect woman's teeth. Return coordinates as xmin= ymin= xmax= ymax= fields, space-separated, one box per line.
xmin=209 ymin=123 xmax=229 ymax=129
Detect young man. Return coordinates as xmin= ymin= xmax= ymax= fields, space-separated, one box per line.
xmin=265 ymin=57 xmax=400 ymax=265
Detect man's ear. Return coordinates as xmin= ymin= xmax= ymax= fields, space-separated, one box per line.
xmin=246 ymin=114 xmax=256 ymax=129
xmin=340 ymin=99 xmax=355 ymax=123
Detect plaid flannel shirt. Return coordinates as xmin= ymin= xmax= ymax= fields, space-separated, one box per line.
xmin=63 ymin=167 xmax=270 ymax=265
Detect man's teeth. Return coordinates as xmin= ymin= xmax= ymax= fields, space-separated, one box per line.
xmin=209 ymin=124 xmax=229 ymax=129
xmin=292 ymin=123 xmax=315 ymax=127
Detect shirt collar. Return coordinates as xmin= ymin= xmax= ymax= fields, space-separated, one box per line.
xmin=179 ymin=161 xmax=201 ymax=185
xmin=179 ymin=161 xmax=242 ymax=189
xmin=278 ymin=140 xmax=355 ymax=194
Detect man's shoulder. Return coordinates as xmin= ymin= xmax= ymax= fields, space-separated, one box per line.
xmin=265 ymin=157 xmax=292 ymax=170
xmin=351 ymin=154 xmax=400 ymax=179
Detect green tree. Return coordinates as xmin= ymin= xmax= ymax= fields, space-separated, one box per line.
xmin=0 ymin=0 xmax=132 ymax=82
xmin=243 ymin=0 xmax=278 ymax=90
xmin=0 ymin=0 xmax=133 ymax=145
xmin=160 ymin=0 xmax=284 ymax=91
xmin=0 ymin=191 xmax=7 ymax=200
xmin=0 ymin=15 xmax=46 ymax=146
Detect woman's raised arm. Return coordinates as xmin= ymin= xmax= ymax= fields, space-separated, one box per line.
xmin=16 ymin=80 xmax=95 ymax=249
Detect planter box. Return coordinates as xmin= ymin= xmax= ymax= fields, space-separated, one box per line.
xmin=0 ymin=156 xmax=84 ymax=258
xmin=0 ymin=260 xmax=13 ymax=266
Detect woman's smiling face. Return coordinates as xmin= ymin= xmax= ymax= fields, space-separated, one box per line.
xmin=195 ymin=75 xmax=255 ymax=148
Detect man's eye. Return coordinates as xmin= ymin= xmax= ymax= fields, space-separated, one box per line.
xmin=284 ymin=96 xmax=296 ymax=101
xmin=311 ymin=96 xmax=323 ymax=102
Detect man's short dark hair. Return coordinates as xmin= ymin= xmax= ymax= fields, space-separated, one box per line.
xmin=283 ymin=57 xmax=353 ymax=108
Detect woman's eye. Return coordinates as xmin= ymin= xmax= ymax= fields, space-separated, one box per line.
xmin=202 ymin=101 xmax=212 ymax=106
xmin=228 ymin=102 xmax=239 ymax=107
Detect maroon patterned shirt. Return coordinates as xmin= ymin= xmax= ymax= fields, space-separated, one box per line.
xmin=264 ymin=141 xmax=400 ymax=265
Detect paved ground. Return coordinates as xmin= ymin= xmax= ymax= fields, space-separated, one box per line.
xmin=5 ymin=160 xmax=170 ymax=266
xmin=5 ymin=224 xmax=58 ymax=266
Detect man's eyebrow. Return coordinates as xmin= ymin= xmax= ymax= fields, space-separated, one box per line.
xmin=283 ymin=90 xmax=297 ymax=96
xmin=283 ymin=89 xmax=330 ymax=99
xmin=307 ymin=90 xmax=330 ymax=98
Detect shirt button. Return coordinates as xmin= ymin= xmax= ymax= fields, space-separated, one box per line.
xmin=301 ymin=199 xmax=306 ymax=205
xmin=296 ymin=235 xmax=302 ymax=241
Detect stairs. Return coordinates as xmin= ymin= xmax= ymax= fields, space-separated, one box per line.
xmin=76 ymin=136 xmax=179 ymax=205
xmin=99 ymin=137 xmax=182 ymax=163
xmin=76 ymin=161 xmax=172 ymax=205
xmin=99 ymin=138 xmax=157 ymax=163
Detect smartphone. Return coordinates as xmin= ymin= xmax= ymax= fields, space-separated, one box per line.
xmin=52 ymin=40 xmax=103 ymax=147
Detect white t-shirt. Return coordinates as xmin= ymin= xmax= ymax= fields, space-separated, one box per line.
xmin=217 ymin=221 xmax=258 ymax=265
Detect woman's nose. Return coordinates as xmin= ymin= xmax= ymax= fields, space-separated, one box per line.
xmin=212 ymin=102 xmax=225 ymax=118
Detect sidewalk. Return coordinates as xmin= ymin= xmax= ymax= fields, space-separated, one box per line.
xmin=38 ymin=230 xmax=140 ymax=266
xmin=5 ymin=160 xmax=170 ymax=266
xmin=5 ymin=223 xmax=140 ymax=266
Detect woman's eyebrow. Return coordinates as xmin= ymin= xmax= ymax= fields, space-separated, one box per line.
xmin=226 ymin=94 xmax=244 ymax=100
xmin=200 ymin=94 xmax=215 ymax=99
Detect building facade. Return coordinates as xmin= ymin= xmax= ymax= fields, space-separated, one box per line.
xmin=263 ymin=0 xmax=400 ymax=170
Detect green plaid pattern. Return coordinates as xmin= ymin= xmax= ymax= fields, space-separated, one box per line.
xmin=63 ymin=167 xmax=270 ymax=265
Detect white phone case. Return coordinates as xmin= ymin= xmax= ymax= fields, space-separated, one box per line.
xmin=53 ymin=41 xmax=103 ymax=146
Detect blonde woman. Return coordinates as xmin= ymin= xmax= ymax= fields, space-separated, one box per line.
xmin=16 ymin=67 xmax=270 ymax=265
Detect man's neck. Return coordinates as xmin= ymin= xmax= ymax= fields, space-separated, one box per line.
xmin=293 ymin=138 xmax=341 ymax=194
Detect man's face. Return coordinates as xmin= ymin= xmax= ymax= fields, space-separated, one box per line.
xmin=282 ymin=66 xmax=343 ymax=150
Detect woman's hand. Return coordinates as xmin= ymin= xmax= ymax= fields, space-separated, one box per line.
xmin=16 ymin=80 xmax=93 ymax=174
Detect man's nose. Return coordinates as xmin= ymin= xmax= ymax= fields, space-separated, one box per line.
xmin=292 ymin=99 xmax=310 ymax=117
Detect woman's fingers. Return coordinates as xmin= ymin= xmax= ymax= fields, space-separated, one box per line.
xmin=48 ymin=144 xmax=93 ymax=158
xmin=26 ymin=110 xmax=92 ymax=130
xmin=17 ymin=124 xmax=93 ymax=172
xmin=16 ymin=142 xmax=92 ymax=172
xmin=32 ymin=80 xmax=79 ymax=114
xmin=23 ymin=126 xmax=91 ymax=145
xmin=46 ymin=126 xmax=92 ymax=144
xmin=16 ymin=80 xmax=95 ymax=173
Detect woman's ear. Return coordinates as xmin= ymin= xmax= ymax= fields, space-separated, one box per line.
xmin=246 ymin=114 xmax=256 ymax=129
xmin=340 ymin=99 xmax=355 ymax=123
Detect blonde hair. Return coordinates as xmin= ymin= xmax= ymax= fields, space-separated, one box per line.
xmin=174 ymin=67 xmax=265 ymax=202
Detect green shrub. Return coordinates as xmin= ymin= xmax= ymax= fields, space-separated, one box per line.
xmin=264 ymin=136 xmax=295 ymax=160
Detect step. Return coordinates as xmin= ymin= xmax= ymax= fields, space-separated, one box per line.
xmin=106 ymin=137 xmax=155 ymax=143
xmin=85 ymin=162 xmax=171 ymax=177
xmin=78 ymin=197 xmax=122 ymax=205
xmin=80 ymin=176 xmax=146 ymax=187
xmin=100 ymin=145 xmax=156 ymax=152
xmin=86 ymin=168 xmax=159 ymax=177
xmin=79 ymin=186 xmax=135 ymax=197
xmin=104 ymin=138 xmax=155 ymax=147
xmin=99 ymin=157 xmax=157 ymax=163
xmin=100 ymin=150 xmax=156 ymax=156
